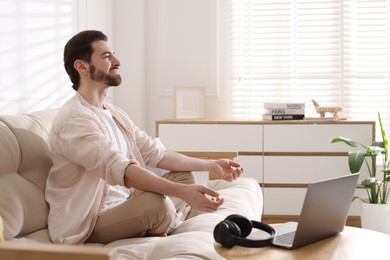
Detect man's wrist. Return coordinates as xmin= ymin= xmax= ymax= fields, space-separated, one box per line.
xmin=168 ymin=182 xmax=188 ymax=198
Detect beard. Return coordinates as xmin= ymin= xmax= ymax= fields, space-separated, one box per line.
xmin=89 ymin=64 xmax=122 ymax=86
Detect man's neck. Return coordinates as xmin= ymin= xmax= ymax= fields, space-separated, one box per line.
xmin=77 ymin=83 xmax=108 ymax=109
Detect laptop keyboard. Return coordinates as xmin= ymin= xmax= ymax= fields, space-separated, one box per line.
xmin=274 ymin=231 xmax=296 ymax=246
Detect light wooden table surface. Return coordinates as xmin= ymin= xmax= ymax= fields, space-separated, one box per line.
xmin=214 ymin=226 xmax=390 ymax=260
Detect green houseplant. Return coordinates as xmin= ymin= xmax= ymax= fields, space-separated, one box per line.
xmin=331 ymin=112 xmax=390 ymax=204
xmin=332 ymin=112 xmax=390 ymax=234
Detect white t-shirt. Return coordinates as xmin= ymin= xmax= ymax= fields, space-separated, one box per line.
xmin=92 ymin=106 xmax=130 ymax=211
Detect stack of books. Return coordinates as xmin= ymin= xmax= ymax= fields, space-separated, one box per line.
xmin=262 ymin=103 xmax=305 ymax=120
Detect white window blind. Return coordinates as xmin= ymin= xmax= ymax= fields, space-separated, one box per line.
xmin=230 ymin=0 xmax=390 ymax=136
xmin=0 ymin=0 xmax=76 ymax=115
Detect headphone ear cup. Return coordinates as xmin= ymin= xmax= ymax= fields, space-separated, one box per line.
xmin=224 ymin=219 xmax=242 ymax=237
xmin=213 ymin=220 xmax=241 ymax=248
xmin=225 ymin=214 xmax=252 ymax=238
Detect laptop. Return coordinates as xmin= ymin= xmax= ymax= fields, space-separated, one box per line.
xmin=251 ymin=174 xmax=359 ymax=249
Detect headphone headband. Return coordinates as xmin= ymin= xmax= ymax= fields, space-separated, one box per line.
xmin=235 ymin=220 xmax=275 ymax=247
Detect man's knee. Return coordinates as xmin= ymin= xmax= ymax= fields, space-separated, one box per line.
xmin=145 ymin=193 xmax=177 ymax=234
xmin=163 ymin=171 xmax=196 ymax=185
xmin=185 ymin=172 xmax=196 ymax=184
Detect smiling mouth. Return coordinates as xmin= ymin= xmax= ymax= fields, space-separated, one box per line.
xmin=110 ymin=68 xmax=119 ymax=74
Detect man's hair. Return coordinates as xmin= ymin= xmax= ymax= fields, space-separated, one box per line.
xmin=63 ymin=30 xmax=108 ymax=90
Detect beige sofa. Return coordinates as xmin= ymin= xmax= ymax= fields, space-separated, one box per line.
xmin=0 ymin=109 xmax=263 ymax=260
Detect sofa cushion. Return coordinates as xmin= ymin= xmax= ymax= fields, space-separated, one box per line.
xmin=0 ymin=122 xmax=20 ymax=175
xmin=0 ymin=110 xmax=57 ymax=239
xmin=0 ymin=121 xmax=22 ymax=239
xmin=105 ymin=178 xmax=263 ymax=260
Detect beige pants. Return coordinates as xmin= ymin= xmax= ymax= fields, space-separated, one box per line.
xmin=86 ymin=171 xmax=195 ymax=244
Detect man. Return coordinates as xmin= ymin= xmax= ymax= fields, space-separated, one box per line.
xmin=45 ymin=30 xmax=243 ymax=244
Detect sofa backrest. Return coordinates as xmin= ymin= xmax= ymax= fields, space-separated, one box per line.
xmin=0 ymin=109 xmax=58 ymax=240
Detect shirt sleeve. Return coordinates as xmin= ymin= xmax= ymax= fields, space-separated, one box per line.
xmin=53 ymin=114 xmax=138 ymax=186
xmin=102 ymin=103 xmax=165 ymax=169
xmin=133 ymin=123 xmax=166 ymax=168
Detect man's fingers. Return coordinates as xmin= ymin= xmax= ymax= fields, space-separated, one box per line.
xmin=202 ymin=198 xmax=224 ymax=212
xmin=229 ymin=160 xmax=241 ymax=167
xmin=201 ymin=186 xmax=220 ymax=198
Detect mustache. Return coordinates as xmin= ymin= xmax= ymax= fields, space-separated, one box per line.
xmin=110 ymin=66 xmax=119 ymax=71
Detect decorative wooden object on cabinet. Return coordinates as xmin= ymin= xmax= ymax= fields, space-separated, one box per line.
xmin=156 ymin=119 xmax=375 ymax=227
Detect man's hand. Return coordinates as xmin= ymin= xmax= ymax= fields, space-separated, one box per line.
xmin=178 ymin=184 xmax=224 ymax=212
xmin=125 ymin=164 xmax=224 ymax=212
xmin=211 ymin=159 xmax=244 ymax=182
xmin=157 ymin=151 xmax=244 ymax=182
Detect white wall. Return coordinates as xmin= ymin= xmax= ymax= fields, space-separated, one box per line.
xmin=78 ymin=0 xmax=112 ymax=36
xmin=111 ymin=0 xmax=146 ymax=129
xmin=144 ymin=0 xmax=231 ymax=136
xmin=110 ymin=0 xmax=231 ymax=136
xmin=79 ymin=0 xmax=231 ymax=136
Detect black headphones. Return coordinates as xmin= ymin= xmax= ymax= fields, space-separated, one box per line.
xmin=213 ymin=214 xmax=275 ymax=248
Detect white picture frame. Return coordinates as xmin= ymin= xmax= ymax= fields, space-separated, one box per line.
xmin=174 ymin=86 xmax=205 ymax=119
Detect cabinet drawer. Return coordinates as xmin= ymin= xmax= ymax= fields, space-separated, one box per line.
xmin=236 ymin=155 xmax=263 ymax=182
xmin=263 ymin=156 xmax=369 ymax=184
xmin=264 ymin=124 xmax=373 ymax=152
xmin=263 ymin=187 xmax=364 ymax=215
xmin=184 ymin=155 xmax=263 ymax=184
xmin=158 ymin=124 xmax=262 ymax=151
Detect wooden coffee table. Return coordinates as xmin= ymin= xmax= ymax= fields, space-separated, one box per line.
xmin=214 ymin=226 xmax=390 ymax=259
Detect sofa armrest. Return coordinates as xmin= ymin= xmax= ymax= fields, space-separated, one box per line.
xmin=177 ymin=151 xmax=238 ymax=180
xmin=0 ymin=241 xmax=117 ymax=260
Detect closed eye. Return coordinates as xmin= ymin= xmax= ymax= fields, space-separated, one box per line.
xmin=101 ymin=51 xmax=114 ymax=59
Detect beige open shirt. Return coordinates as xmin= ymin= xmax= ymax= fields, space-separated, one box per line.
xmin=45 ymin=93 xmax=165 ymax=244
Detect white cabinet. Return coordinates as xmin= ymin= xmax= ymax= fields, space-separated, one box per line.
xmin=263 ymin=124 xmax=373 ymax=152
xmin=156 ymin=119 xmax=375 ymax=226
xmin=157 ymin=124 xmax=262 ymax=152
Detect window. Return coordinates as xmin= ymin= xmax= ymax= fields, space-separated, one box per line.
xmin=230 ymin=0 xmax=390 ymax=137
xmin=0 ymin=0 xmax=77 ymax=114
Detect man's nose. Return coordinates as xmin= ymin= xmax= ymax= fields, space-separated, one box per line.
xmin=111 ymin=55 xmax=120 ymax=66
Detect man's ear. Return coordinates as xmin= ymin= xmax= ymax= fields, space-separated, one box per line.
xmin=74 ymin=60 xmax=89 ymax=76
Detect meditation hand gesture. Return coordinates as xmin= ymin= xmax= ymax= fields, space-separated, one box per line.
xmin=211 ymin=159 xmax=244 ymax=182
xmin=179 ymin=184 xmax=224 ymax=212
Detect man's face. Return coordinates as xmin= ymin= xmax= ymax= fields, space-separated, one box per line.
xmin=88 ymin=40 xmax=122 ymax=86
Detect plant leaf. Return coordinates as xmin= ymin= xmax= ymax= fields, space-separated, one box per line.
xmin=361 ymin=177 xmax=378 ymax=188
xmin=378 ymin=112 xmax=388 ymax=161
xmin=331 ymin=137 xmax=365 ymax=148
xmin=367 ymin=146 xmax=385 ymax=156
xmin=384 ymin=169 xmax=390 ymax=182
xmin=352 ymin=195 xmax=364 ymax=202
xmin=348 ymin=151 xmax=366 ymax=173
xmin=373 ymin=141 xmax=384 ymax=148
